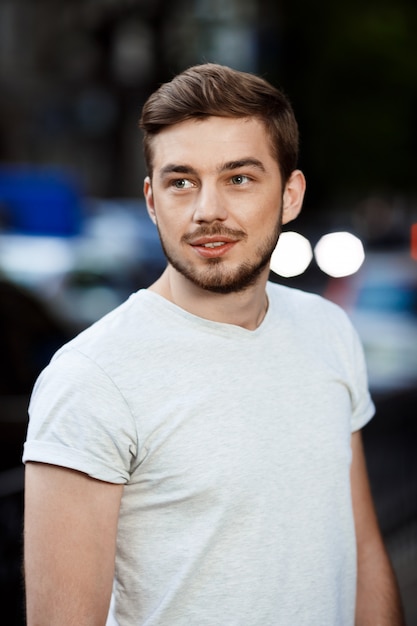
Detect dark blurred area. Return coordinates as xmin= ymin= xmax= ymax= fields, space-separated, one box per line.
xmin=0 ymin=1 xmax=416 ymax=624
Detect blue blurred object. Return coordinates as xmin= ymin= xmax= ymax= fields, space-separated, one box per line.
xmin=0 ymin=167 xmax=83 ymax=236
xmin=324 ymin=251 xmax=417 ymax=394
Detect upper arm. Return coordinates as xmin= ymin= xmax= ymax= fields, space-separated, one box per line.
xmin=350 ymin=430 xmax=382 ymax=549
xmin=24 ymin=462 xmax=124 ymax=626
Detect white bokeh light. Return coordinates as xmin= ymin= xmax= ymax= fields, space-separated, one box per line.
xmin=314 ymin=232 xmax=365 ymax=278
xmin=270 ymin=231 xmax=313 ymax=278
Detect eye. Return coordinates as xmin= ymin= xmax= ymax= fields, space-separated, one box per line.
xmin=230 ymin=174 xmax=250 ymax=185
xmin=172 ymin=178 xmax=194 ymax=189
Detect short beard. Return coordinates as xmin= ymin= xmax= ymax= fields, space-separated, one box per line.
xmin=156 ymin=214 xmax=283 ymax=295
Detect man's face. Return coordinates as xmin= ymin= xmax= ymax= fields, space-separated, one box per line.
xmin=144 ymin=116 xmax=293 ymax=294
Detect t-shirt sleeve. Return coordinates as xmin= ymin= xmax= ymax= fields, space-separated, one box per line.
xmin=349 ymin=329 xmax=375 ymax=432
xmin=22 ymin=348 xmax=138 ymax=483
xmin=335 ymin=309 xmax=375 ymax=433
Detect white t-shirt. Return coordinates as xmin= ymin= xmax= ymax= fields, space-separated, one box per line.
xmin=23 ymin=283 xmax=375 ymax=626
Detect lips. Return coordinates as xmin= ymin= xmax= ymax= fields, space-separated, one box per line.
xmin=189 ymin=236 xmax=237 ymax=258
xmin=190 ymin=235 xmax=237 ymax=245
xmin=200 ymin=241 xmax=227 ymax=248
xmin=183 ymin=226 xmax=246 ymax=258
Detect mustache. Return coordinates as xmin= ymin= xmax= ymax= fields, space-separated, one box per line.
xmin=182 ymin=224 xmax=247 ymax=243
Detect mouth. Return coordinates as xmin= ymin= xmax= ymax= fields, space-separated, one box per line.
xmin=183 ymin=226 xmax=247 ymax=259
xmin=189 ymin=237 xmax=238 ymax=258
xmin=200 ymin=241 xmax=228 ymax=248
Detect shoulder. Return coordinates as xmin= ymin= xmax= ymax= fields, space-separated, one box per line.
xmin=38 ymin=288 xmax=187 ymax=392
xmin=267 ymin=281 xmax=352 ymax=328
xmin=266 ymin=281 xmax=363 ymax=362
xmin=54 ymin=289 xmax=156 ymax=361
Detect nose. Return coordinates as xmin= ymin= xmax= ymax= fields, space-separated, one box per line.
xmin=192 ymin=183 xmax=228 ymax=223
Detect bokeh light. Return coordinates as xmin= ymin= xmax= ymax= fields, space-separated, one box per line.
xmin=270 ymin=231 xmax=313 ymax=277
xmin=314 ymin=232 xmax=365 ymax=277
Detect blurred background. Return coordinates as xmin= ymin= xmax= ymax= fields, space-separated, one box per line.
xmin=0 ymin=0 xmax=416 ymax=623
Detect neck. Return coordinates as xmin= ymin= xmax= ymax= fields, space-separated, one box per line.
xmin=149 ymin=266 xmax=270 ymax=331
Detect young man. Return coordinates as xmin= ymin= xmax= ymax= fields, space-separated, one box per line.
xmin=23 ymin=63 xmax=404 ymax=625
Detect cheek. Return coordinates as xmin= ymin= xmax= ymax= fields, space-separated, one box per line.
xmin=152 ymin=193 xmax=192 ymax=224
xmin=249 ymin=202 xmax=281 ymax=232
xmin=154 ymin=212 xmax=186 ymax=241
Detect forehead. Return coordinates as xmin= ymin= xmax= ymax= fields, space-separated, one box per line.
xmin=149 ymin=116 xmax=276 ymax=172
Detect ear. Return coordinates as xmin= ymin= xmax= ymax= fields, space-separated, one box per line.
xmin=144 ymin=176 xmax=157 ymax=225
xmin=282 ymin=170 xmax=306 ymax=226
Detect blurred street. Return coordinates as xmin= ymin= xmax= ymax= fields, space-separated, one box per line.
xmin=1 ymin=0 xmax=417 ymax=623
xmin=363 ymin=389 xmax=417 ymax=626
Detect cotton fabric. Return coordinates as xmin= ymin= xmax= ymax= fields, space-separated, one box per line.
xmin=24 ymin=283 xmax=374 ymax=625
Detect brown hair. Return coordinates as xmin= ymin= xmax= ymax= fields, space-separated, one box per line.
xmin=139 ymin=63 xmax=299 ymax=184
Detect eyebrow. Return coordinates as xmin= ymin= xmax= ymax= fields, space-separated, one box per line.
xmin=159 ymin=164 xmax=198 ymax=178
xmin=158 ymin=158 xmax=266 ymax=180
xmin=219 ymin=158 xmax=266 ymax=173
